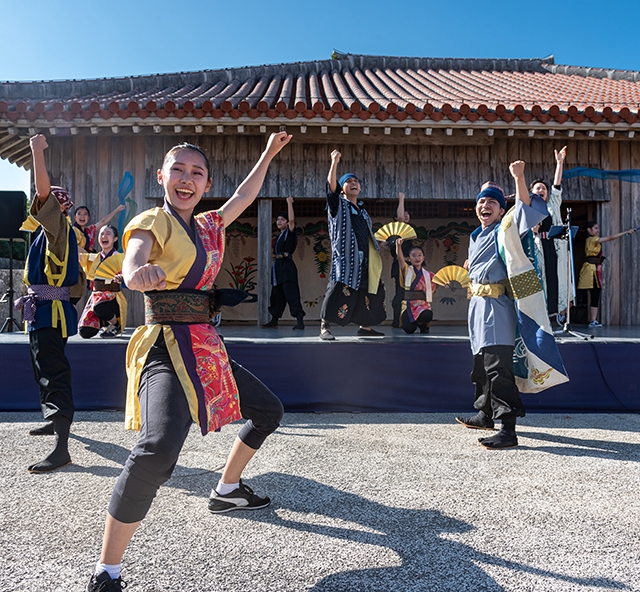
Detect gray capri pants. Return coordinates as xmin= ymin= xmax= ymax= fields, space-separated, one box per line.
xmin=108 ymin=334 xmax=284 ymax=523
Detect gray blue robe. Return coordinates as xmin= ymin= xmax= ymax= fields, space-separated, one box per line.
xmin=468 ymin=196 xmax=548 ymax=355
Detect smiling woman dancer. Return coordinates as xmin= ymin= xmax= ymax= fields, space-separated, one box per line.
xmin=87 ymin=132 xmax=291 ymax=592
xmin=78 ymin=225 xmax=127 ymax=338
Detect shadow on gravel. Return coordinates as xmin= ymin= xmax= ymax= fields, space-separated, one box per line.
xmin=224 ymin=473 xmax=629 ymax=591
xmin=520 ymin=431 xmax=640 ymax=461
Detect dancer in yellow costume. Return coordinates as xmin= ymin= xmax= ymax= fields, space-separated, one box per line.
xmin=87 ymin=132 xmax=292 ymax=592
xmin=577 ymin=220 xmax=637 ymax=327
xmin=78 ymin=224 xmax=127 ymax=338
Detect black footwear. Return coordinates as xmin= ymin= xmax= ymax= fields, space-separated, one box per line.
xmin=208 ymin=480 xmax=270 ymax=514
xmin=262 ymin=318 xmax=279 ymax=328
xmin=357 ymin=327 xmax=385 ymax=337
xmin=478 ymin=429 xmax=518 ymax=449
xmin=28 ymin=449 xmax=72 ymax=473
xmin=292 ymin=313 xmax=305 ymax=330
xmin=319 ymin=328 xmax=335 ymax=341
xmin=87 ymin=570 xmax=127 ymax=591
xmin=28 ymin=416 xmax=72 ymax=473
xmin=455 ymin=413 xmax=495 ymax=430
xmin=100 ymin=323 xmax=120 ymax=338
xmin=29 ymin=422 xmax=55 ymax=436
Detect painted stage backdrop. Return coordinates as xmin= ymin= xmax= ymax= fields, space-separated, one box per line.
xmin=222 ymin=217 xmax=477 ymax=323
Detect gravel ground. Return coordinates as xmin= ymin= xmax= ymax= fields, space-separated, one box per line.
xmin=1 ymin=411 xmax=639 ymax=592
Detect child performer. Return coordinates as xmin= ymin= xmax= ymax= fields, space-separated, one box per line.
xmin=73 ymin=203 xmax=125 ymax=252
xmin=529 ymin=146 xmax=569 ymax=323
xmin=86 ymin=132 xmax=291 ymax=592
xmin=14 ymin=135 xmax=86 ymax=470
xmin=78 ymin=225 xmax=127 ymax=338
xmin=319 ymin=149 xmax=386 ymax=340
xmin=263 ymin=197 xmax=305 ymax=330
xmin=577 ymin=221 xmax=637 ymax=327
xmin=395 ymin=238 xmax=435 ymax=334
xmin=455 ymin=161 xmax=549 ymax=450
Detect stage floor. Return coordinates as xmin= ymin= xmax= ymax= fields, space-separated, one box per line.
xmin=1 ymin=322 xmax=639 ymax=346
xmin=1 ymin=323 xmax=639 ymax=414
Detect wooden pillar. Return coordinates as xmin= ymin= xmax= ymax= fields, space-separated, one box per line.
xmin=256 ymin=198 xmax=272 ymax=325
xmin=604 ymin=141 xmax=621 ymax=325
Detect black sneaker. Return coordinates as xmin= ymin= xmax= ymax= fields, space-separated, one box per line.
xmin=100 ymin=324 xmax=120 ymax=338
xmin=87 ymin=571 xmax=127 ymax=592
xmin=208 ymin=480 xmax=270 ymax=514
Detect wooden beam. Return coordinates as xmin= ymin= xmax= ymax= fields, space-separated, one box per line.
xmin=256 ymin=198 xmax=272 ymax=326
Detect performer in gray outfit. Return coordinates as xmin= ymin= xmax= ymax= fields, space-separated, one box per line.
xmin=456 ymin=160 xmax=548 ymax=449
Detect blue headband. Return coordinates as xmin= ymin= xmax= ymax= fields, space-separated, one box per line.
xmin=476 ymin=186 xmax=506 ymax=210
xmin=338 ymin=173 xmax=359 ymax=188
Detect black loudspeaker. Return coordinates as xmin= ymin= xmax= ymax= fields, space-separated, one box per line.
xmin=0 ymin=191 xmax=27 ymax=239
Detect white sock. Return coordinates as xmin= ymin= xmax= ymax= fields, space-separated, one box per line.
xmin=95 ymin=562 xmax=121 ymax=580
xmin=214 ymin=480 xmax=239 ymax=496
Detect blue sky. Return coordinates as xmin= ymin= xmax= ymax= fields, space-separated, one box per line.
xmin=2 ymin=0 xmax=639 ymax=194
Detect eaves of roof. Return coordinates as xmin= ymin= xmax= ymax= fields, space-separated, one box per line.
xmin=2 ymin=54 xmax=640 ymax=168
xmin=1 ymin=54 xmax=639 ymax=128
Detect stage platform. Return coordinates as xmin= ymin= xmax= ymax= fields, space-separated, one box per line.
xmin=1 ymin=323 xmax=639 ymax=414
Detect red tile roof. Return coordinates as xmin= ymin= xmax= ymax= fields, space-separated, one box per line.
xmin=1 ymin=54 xmax=639 ymax=129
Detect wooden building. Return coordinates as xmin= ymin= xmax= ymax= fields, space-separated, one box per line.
xmin=1 ymin=53 xmax=639 ymax=325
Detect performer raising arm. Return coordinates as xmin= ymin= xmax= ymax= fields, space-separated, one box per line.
xmin=16 ymin=135 xmax=86 ymax=471
xmin=319 ymin=149 xmax=386 ymax=340
xmin=87 ymin=132 xmax=291 ymax=592
xmin=577 ymin=221 xmax=637 ymax=327
xmin=455 ymin=161 xmax=551 ymax=450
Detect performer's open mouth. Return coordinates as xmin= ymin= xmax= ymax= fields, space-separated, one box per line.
xmin=175 ymin=188 xmax=194 ymax=200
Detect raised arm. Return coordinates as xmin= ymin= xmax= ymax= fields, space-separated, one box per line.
xmin=396 ymin=192 xmax=406 ymax=221
xmin=395 ymin=238 xmax=408 ymax=273
xmin=95 ymin=203 xmax=126 ymax=230
xmin=600 ymin=227 xmax=637 ymax=243
xmin=30 ymin=135 xmax=51 ymax=203
xmin=509 ymin=160 xmax=530 ymax=206
xmin=220 ymin=132 xmax=292 ymax=226
xmin=286 ymin=196 xmax=295 ymax=232
xmin=553 ymin=146 xmax=567 ymax=187
xmin=327 ymin=150 xmax=341 ymax=194
xmin=122 ymin=229 xmax=167 ymax=291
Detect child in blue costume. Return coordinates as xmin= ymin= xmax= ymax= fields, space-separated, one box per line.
xmin=455 ymin=161 xmax=548 ymax=449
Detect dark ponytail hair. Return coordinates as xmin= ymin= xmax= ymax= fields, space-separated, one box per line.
xmin=163 ymin=143 xmax=211 ymax=178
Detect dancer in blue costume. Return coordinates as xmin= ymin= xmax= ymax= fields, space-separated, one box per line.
xmin=456 ymin=160 xmax=549 ymax=449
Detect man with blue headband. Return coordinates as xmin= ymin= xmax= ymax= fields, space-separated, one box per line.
xmin=455 ymin=162 xmax=551 ymax=449
xmin=319 ymin=150 xmax=385 ymax=340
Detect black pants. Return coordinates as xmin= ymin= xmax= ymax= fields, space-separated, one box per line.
xmin=79 ymin=299 xmax=120 ymax=339
xmin=268 ymin=280 xmax=305 ymax=319
xmin=29 ymin=327 xmax=74 ymax=423
xmin=401 ymin=309 xmax=433 ymax=334
xmin=108 ymin=337 xmax=284 ymax=523
xmin=470 ymin=345 xmax=524 ymax=420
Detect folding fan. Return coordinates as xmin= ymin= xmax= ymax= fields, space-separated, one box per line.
xmin=374 ymin=221 xmax=417 ymax=242
xmin=432 ymin=265 xmax=470 ymax=288
xmin=94 ymin=253 xmax=125 ymax=282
